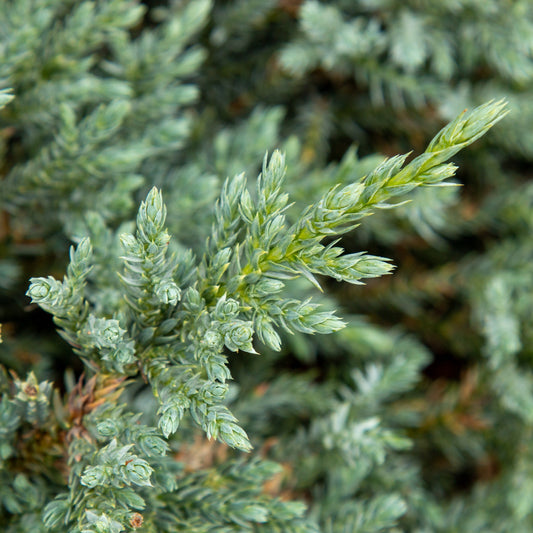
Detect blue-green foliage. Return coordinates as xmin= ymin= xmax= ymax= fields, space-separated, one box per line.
xmin=1 ymin=0 xmax=210 ymax=241
xmin=18 ymin=99 xmax=505 ymax=531
xmin=2 ymin=1 xmax=533 ymax=532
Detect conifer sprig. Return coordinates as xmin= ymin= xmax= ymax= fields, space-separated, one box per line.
xmin=21 ymin=90 xmax=508 ymax=531
xmin=200 ymin=100 xmax=508 ymax=354
xmin=26 ymin=100 xmax=507 ymax=454
xmin=203 ymin=102 xmax=507 ymax=302
xmin=284 ymin=99 xmax=508 ymax=248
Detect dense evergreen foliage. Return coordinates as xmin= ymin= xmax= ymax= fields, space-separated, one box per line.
xmin=1 ymin=1 xmax=531 ymax=532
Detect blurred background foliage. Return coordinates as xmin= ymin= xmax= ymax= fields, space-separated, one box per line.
xmin=2 ymin=0 xmax=533 ymax=531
